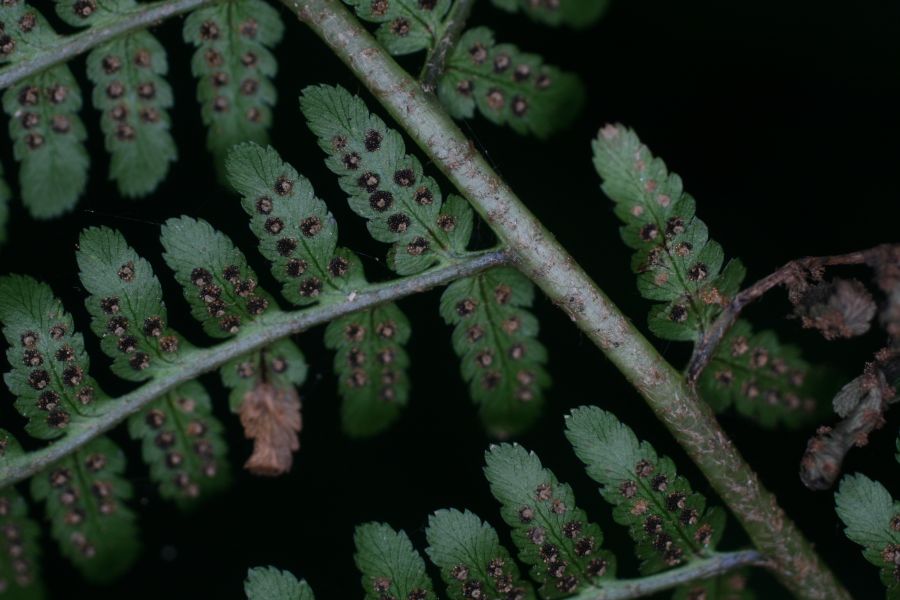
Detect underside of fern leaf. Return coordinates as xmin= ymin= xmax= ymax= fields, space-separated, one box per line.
xmin=347 ymin=0 xmax=451 ymax=56
xmin=592 ymin=124 xmax=822 ymax=427
xmin=0 ymin=432 xmax=44 ymax=599
xmin=425 ymin=508 xmax=535 ymax=599
xmin=565 ymin=407 xmax=726 ymax=573
xmin=440 ymin=268 xmax=549 ymax=436
xmin=1 ymin=0 xmax=89 ymax=218
xmin=55 ymin=0 xmax=176 ymax=197
xmin=227 ymin=142 xmax=413 ymax=437
xmin=30 ymin=436 xmax=139 ymax=583
xmin=354 ymin=522 xmax=436 ymax=599
xmin=484 ymin=443 xmax=616 ymax=597
xmin=438 ymin=27 xmax=584 ymax=138
xmin=0 ymin=275 xmax=106 ymax=438
xmin=184 ymin=0 xmax=284 ymax=167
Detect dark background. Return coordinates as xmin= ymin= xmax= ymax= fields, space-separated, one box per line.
xmin=1 ymin=0 xmax=899 ymax=597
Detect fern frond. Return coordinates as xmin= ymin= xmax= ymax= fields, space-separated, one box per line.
xmin=126 ymin=381 xmax=229 ymax=508
xmin=30 ymin=436 xmax=139 ymax=583
xmin=245 ymin=566 xmax=316 ymax=599
xmin=0 ymin=431 xmax=44 ymax=599
xmin=672 ymin=571 xmax=755 ymax=600
xmin=301 ymin=84 xmax=471 ymax=275
xmin=354 ymin=522 xmax=436 ymax=599
xmin=76 ymin=226 xmax=185 ymax=381
xmin=54 ymin=1 xmax=176 ymax=196
xmin=565 ymin=407 xmax=725 ymax=574
xmin=835 ymin=473 xmax=900 ymax=596
xmin=0 ymin=275 xmax=106 ymax=439
xmin=592 ymin=124 xmax=745 ymax=342
xmin=324 ymin=306 xmax=411 ymax=437
xmin=489 ymin=0 xmax=608 ymax=28
xmin=425 ymin=508 xmax=535 ymax=600
xmin=227 ymin=142 xmax=413 ymax=437
xmin=183 ymin=0 xmax=283 ymax=165
xmin=438 ymin=27 xmax=583 ymax=138
xmin=0 ymin=2 xmax=89 ymax=217
xmin=484 ymin=443 xmax=616 ymax=597
xmin=226 ymin=143 xmax=356 ymax=305
xmin=439 ymin=267 xmax=548 ymax=436
xmin=698 ymin=320 xmax=819 ymax=427
xmin=346 ymin=0 xmax=450 ymax=56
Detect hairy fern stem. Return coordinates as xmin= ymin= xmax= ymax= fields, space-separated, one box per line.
xmin=284 ymin=0 xmax=850 ymax=596
xmin=0 ymin=249 xmax=509 ymax=488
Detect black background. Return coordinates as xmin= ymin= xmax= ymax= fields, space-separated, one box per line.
xmin=1 ymin=0 xmax=899 ymax=597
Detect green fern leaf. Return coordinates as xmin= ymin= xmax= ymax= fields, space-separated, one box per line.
xmin=76 ymin=226 xmax=185 ymax=381
xmin=226 ymin=143 xmax=356 ymax=305
xmin=425 ymin=508 xmax=535 ymax=600
xmin=672 ymin=571 xmax=755 ymax=600
xmin=489 ymin=0 xmax=608 ymax=28
xmin=245 ymin=566 xmax=315 ymax=600
xmin=30 ymin=436 xmax=139 ymax=583
xmin=483 ymin=444 xmax=616 ymax=597
xmin=0 ymin=3 xmax=88 ymax=217
xmin=346 ymin=0 xmax=450 ymax=55
xmin=438 ymin=28 xmax=584 ymax=138
xmin=698 ymin=320 xmax=820 ymax=427
xmin=592 ymin=124 xmax=745 ymax=342
xmin=835 ymin=474 xmax=900 ymax=596
xmin=324 ymin=306 xmax=411 ymax=437
xmin=0 ymin=431 xmax=45 ymax=599
xmin=183 ymin=0 xmax=284 ymax=165
xmin=0 ymin=275 xmax=106 ymax=439
xmin=439 ymin=268 xmax=549 ymax=436
xmin=301 ymin=84 xmax=471 ymax=275
xmin=127 ymin=381 xmax=230 ymax=508
xmin=354 ymin=522 xmax=436 ymax=600
xmin=227 ymin=143 xmax=412 ymax=436
xmin=54 ymin=1 xmax=176 ymax=196
xmin=565 ymin=407 xmax=726 ymax=574
xmin=220 ymin=338 xmax=307 ymax=412
xmin=161 ymin=216 xmax=278 ymax=338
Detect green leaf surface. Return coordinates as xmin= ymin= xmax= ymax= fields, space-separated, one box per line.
xmin=425 ymin=508 xmax=535 ymax=600
xmin=440 ymin=268 xmax=549 ymax=437
xmin=127 ymin=382 xmax=230 ymax=508
xmin=592 ymin=124 xmax=746 ymax=342
xmin=226 ymin=143 xmax=357 ymax=305
xmin=489 ymin=0 xmax=608 ymax=28
xmin=161 ymin=216 xmax=276 ymax=338
xmin=699 ymin=320 xmax=821 ymax=428
xmin=0 ymin=431 xmax=45 ymax=600
xmin=184 ymin=0 xmax=284 ymax=166
xmin=565 ymin=407 xmax=725 ymax=573
xmin=0 ymin=275 xmax=106 ymax=439
xmin=346 ymin=0 xmax=450 ymax=55
xmin=77 ymin=227 xmax=185 ymax=381
xmin=438 ymin=27 xmax=584 ymax=138
xmin=835 ymin=474 xmax=900 ymax=596
xmin=301 ymin=84 xmax=473 ymax=274
xmin=245 ymin=566 xmax=315 ymax=600
xmin=484 ymin=444 xmax=615 ymax=597
xmin=354 ymin=522 xmax=436 ymax=600
xmin=3 ymin=65 xmax=88 ymax=218
xmin=30 ymin=436 xmax=139 ymax=583
xmin=324 ymin=304 xmax=411 ymax=437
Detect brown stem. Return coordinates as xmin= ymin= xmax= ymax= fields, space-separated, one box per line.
xmin=420 ymin=0 xmax=476 ymax=92
xmin=687 ymin=244 xmax=899 ymax=383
